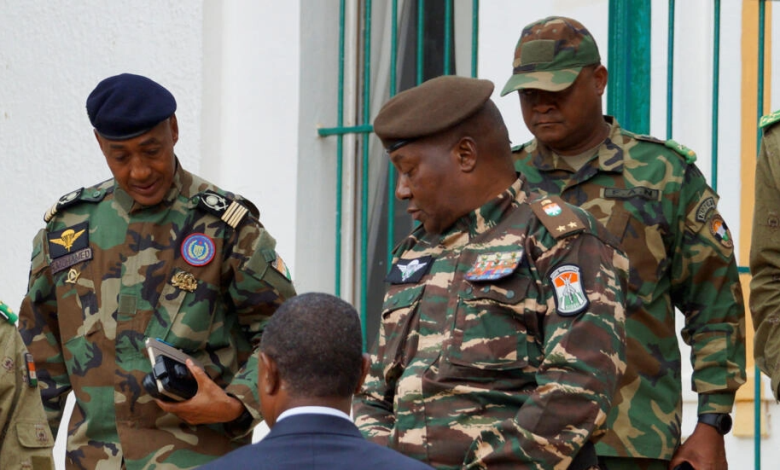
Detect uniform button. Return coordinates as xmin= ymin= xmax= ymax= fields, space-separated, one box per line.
xmin=93 ymin=190 xmax=101 ymax=197
xmin=465 ymin=286 xmax=473 ymax=295
xmin=506 ymin=290 xmax=515 ymax=299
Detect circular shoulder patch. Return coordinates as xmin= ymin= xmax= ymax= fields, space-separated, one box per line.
xmin=181 ymin=233 xmax=216 ymax=267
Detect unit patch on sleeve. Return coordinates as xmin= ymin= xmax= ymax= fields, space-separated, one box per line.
xmin=386 ymin=256 xmax=433 ymax=284
xmin=696 ymin=197 xmax=717 ymax=223
xmin=549 ymin=264 xmax=589 ymax=316
xmin=465 ymin=251 xmax=524 ymax=282
xmin=709 ymin=215 xmax=733 ymax=248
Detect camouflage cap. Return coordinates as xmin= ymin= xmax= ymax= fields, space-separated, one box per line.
xmin=373 ymin=75 xmax=494 ymax=152
xmin=500 ymin=16 xmax=601 ymax=96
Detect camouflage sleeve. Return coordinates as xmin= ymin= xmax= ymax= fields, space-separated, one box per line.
xmin=18 ymin=228 xmax=71 ymax=438
xmin=352 ymin=333 xmax=396 ymax=445
xmin=0 ymin=321 xmax=55 ymax=470
xmin=672 ymin=164 xmax=746 ymax=413
xmin=750 ymin=128 xmax=780 ymax=399
xmin=469 ymin=227 xmax=628 ymax=468
xmin=222 ymin=222 xmax=296 ymax=436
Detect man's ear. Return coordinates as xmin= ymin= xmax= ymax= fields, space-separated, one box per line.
xmin=593 ymin=65 xmax=608 ymax=96
xmin=169 ymin=114 xmax=179 ymax=146
xmin=259 ymin=352 xmax=280 ymax=396
xmin=454 ymin=137 xmax=478 ymax=173
xmin=354 ymin=353 xmax=371 ymax=395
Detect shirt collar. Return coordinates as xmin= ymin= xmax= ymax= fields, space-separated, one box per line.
xmin=421 ymin=177 xmax=525 ymax=247
xmin=530 ymin=116 xmax=624 ymax=174
xmin=276 ymin=406 xmax=353 ymax=423
xmin=114 ymin=158 xmax=184 ymax=214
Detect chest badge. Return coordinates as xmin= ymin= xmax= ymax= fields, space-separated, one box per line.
xmin=466 ymin=251 xmax=524 ymax=281
xmin=386 ymin=256 xmax=433 ymax=284
xmin=171 ymin=271 xmax=198 ymax=292
xmin=181 ymin=233 xmax=216 ymax=267
xmin=550 ymin=264 xmax=589 ymax=316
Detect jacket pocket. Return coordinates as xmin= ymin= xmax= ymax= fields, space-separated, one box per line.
xmin=448 ymin=275 xmax=531 ymax=370
xmin=378 ymin=284 xmax=425 ymax=385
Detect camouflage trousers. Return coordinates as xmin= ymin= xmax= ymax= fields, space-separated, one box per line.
xmin=598 ymin=457 xmax=669 ymax=470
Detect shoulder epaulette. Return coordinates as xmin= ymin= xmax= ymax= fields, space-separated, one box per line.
xmin=631 ymin=133 xmax=697 ymax=164
xmin=197 ymin=190 xmax=258 ymax=228
xmin=511 ymin=141 xmax=531 ymax=153
xmin=0 ymin=301 xmax=18 ymax=324
xmin=44 ymin=186 xmax=108 ymax=223
xmin=529 ymin=195 xmax=585 ymax=240
xmin=760 ymin=109 xmax=780 ymax=129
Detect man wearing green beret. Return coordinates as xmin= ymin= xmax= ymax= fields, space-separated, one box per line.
xmin=501 ymin=16 xmax=745 ymax=470
xmin=19 ymin=73 xmax=296 ymax=469
xmin=0 ymin=301 xmax=54 ymax=469
xmin=750 ymin=109 xmax=780 ymax=402
xmin=354 ymin=74 xmax=629 ymax=469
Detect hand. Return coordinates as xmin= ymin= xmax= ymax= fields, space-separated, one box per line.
xmin=668 ymin=423 xmax=727 ymax=470
xmin=155 ymin=359 xmax=245 ymax=425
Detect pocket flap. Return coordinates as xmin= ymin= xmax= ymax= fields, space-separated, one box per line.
xmin=16 ymin=422 xmax=54 ymax=448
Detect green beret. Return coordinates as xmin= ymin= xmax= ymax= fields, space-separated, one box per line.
xmin=373 ymin=75 xmax=495 ymax=151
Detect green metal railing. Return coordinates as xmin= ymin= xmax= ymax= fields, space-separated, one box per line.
xmin=755 ymin=2 xmax=766 ymax=468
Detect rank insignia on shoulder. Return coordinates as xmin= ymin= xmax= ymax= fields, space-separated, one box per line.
xmin=709 ymin=215 xmax=733 ymax=248
xmin=198 ymin=190 xmax=250 ymax=228
xmin=664 ymin=139 xmax=697 ymax=163
xmin=760 ymin=109 xmax=780 ymax=129
xmin=530 ymin=196 xmax=583 ymax=240
xmin=386 ymin=256 xmax=433 ymax=284
xmin=550 ymin=264 xmax=589 ymax=316
xmin=466 ymin=251 xmax=523 ymax=281
xmin=181 ymin=233 xmax=216 ymax=267
xmin=0 ymin=301 xmax=18 ymax=324
xmin=44 ymin=188 xmax=84 ymax=222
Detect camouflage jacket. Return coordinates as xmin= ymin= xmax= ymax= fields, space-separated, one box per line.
xmin=19 ymin=164 xmax=296 ymax=470
xmin=750 ymin=110 xmax=780 ymax=399
xmin=354 ymin=178 xmax=628 ymax=469
xmin=0 ymin=312 xmax=54 ymax=470
xmin=514 ymin=117 xmax=746 ymax=460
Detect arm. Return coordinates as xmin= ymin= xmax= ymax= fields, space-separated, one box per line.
xmin=467 ymin=230 xmax=628 ymax=468
xmin=750 ymin=127 xmax=780 ymax=398
xmin=158 ymin=223 xmax=296 ymax=436
xmin=0 ymin=320 xmax=55 ymax=470
xmin=18 ymin=228 xmax=71 ymax=438
xmin=352 ymin=338 xmax=396 ymax=445
xmin=670 ymin=164 xmax=746 ymax=469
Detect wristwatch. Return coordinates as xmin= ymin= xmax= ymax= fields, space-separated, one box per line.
xmin=698 ymin=413 xmax=732 ymax=435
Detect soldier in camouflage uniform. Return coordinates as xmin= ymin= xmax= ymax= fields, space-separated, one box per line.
xmin=501 ymin=17 xmax=746 ymax=470
xmin=19 ymin=73 xmax=296 ymax=470
xmin=750 ymin=109 xmax=780 ymax=401
xmin=0 ymin=301 xmax=54 ymax=469
xmin=354 ymin=75 xmax=629 ymax=469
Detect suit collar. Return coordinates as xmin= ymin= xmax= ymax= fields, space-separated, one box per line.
xmin=266 ymin=413 xmax=364 ymax=440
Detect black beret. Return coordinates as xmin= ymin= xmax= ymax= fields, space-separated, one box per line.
xmin=373 ymin=75 xmax=495 ymax=151
xmin=86 ymin=73 xmax=177 ymax=140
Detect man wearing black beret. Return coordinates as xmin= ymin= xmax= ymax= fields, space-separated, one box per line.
xmin=353 ymin=75 xmax=629 ymax=469
xmin=19 ymin=73 xmax=296 ymax=469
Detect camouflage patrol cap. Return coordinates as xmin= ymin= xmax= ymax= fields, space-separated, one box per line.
xmin=87 ymin=73 xmax=177 ymax=140
xmin=500 ymin=16 xmax=601 ymax=96
xmin=373 ymin=75 xmax=494 ymax=152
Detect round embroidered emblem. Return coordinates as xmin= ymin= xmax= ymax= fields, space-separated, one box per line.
xmin=709 ymin=215 xmax=734 ymax=248
xmin=181 ymin=233 xmax=216 ymax=267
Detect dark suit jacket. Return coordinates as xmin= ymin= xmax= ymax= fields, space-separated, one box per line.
xmin=198 ymin=413 xmax=433 ymax=469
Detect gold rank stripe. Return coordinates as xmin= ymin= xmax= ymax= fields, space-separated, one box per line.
xmin=222 ymin=201 xmax=248 ymax=228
